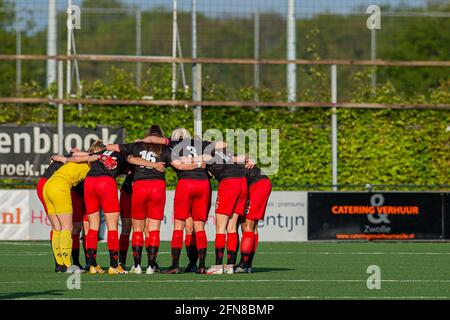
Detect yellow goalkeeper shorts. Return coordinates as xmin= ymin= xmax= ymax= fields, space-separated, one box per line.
xmin=43 ymin=176 xmax=73 ymax=215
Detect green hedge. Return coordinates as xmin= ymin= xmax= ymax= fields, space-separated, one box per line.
xmin=1 ymin=67 xmax=449 ymax=190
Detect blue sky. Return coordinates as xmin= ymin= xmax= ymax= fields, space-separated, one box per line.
xmin=14 ymin=0 xmax=429 ymax=32
xmin=19 ymin=0 xmax=429 ymax=15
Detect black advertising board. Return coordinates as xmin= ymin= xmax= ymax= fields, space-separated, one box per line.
xmin=308 ymin=192 xmax=444 ymax=240
xmin=444 ymin=193 xmax=450 ymax=239
xmin=0 ymin=125 xmax=125 ymax=178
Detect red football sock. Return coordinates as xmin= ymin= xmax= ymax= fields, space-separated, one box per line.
xmin=227 ymin=232 xmax=238 ymax=252
xmin=215 ymin=233 xmax=226 ymax=265
xmin=196 ymin=230 xmax=207 ymax=269
xmin=131 ymin=231 xmax=144 ymax=267
xmin=146 ymin=230 xmax=160 ymax=248
xmin=86 ymin=229 xmax=99 ymax=250
xmin=171 ymin=230 xmax=183 ymax=249
xmin=184 ymin=233 xmax=193 ymax=247
xmin=131 ymin=231 xmax=144 ymax=247
xmin=170 ymin=229 xmax=184 ymax=268
xmin=119 ymin=234 xmax=130 ymax=252
xmin=252 ymin=233 xmax=259 ymax=253
xmin=215 ymin=233 xmax=226 ymax=249
xmin=145 ymin=230 xmax=160 ymax=267
xmin=107 ymin=230 xmax=119 ymax=251
xmin=185 ymin=232 xmax=197 ymax=249
xmin=71 ymin=234 xmax=80 ymax=250
xmin=195 ymin=231 xmax=207 ymax=250
xmin=241 ymin=232 xmax=254 ymax=254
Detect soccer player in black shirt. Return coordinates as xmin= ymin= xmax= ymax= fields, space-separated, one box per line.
xmin=108 ymin=126 xmax=205 ymax=274
xmin=137 ymin=127 xmax=225 ymax=274
xmin=107 ymin=125 xmax=186 ymax=273
xmin=82 ymin=142 xmax=129 ymax=274
xmin=205 ymin=150 xmax=252 ymax=274
xmin=235 ymin=165 xmax=272 ymax=273
xmin=163 ymin=129 xmax=214 ymax=274
xmin=69 ymin=180 xmax=87 ymax=272
xmin=118 ymin=166 xmax=133 ymax=268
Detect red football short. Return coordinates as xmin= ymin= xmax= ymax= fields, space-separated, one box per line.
xmin=120 ymin=189 xmax=132 ymax=219
xmin=36 ymin=177 xmax=48 ymax=214
xmin=132 ymin=180 xmax=166 ymax=221
xmin=245 ymin=178 xmax=272 ymax=221
xmin=215 ymin=177 xmax=248 ymax=216
xmin=71 ymin=190 xmax=86 ymax=223
xmin=84 ymin=176 xmax=120 ymax=215
xmin=174 ymin=179 xmax=211 ymax=222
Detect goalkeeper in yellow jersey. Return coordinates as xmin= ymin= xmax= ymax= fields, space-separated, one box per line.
xmin=43 ymin=140 xmax=106 ymax=270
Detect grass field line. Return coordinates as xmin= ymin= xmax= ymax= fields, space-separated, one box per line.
xmin=2 ymin=279 xmax=450 ymax=284
xmin=9 ymin=296 xmax=450 ymax=300
xmin=2 ymin=251 xmax=450 ymax=256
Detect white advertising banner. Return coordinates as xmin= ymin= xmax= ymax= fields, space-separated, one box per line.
xmin=29 ymin=190 xmax=52 ymax=240
xmin=0 ymin=190 xmax=30 ymax=240
xmin=1 ymin=190 xmax=308 ymax=242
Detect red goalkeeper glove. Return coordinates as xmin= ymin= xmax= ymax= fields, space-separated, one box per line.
xmin=98 ymin=154 xmax=117 ymax=170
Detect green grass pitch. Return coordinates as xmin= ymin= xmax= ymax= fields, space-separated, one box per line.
xmin=0 ymin=241 xmax=449 ymax=300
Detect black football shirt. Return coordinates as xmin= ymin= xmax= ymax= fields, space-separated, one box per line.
xmin=245 ymin=165 xmax=268 ymax=186
xmin=87 ymin=150 xmax=127 ymax=178
xmin=207 ymin=149 xmax=246 ymax=182
xmin=121 ymin=173 xmax=134 ymax=194
xmin=119 ymin=142 xmax=171 ymax=181
xmin=169 ymin=139 xmax=215 ymax=180
xmin=42 ymin=152 xmax=72 ymax=179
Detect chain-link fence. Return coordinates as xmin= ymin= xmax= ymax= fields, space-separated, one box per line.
xmin=1 ymin=0 xmax=449 ymax=97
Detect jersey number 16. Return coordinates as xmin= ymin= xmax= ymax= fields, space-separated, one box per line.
xmin=139 ymin=150 xmax=156 ymax=163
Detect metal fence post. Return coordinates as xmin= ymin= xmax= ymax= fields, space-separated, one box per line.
xmin=171 ymin=0 xmax=178 ymax=100
xmin=192 ymin=0 xmax=202 ymax=137
xmin=331 ymin=64 xmax=338 ymax=191
xmin=58 ymin=61 xmax=64 ymax=154
xmin=287 ymin=0 xmax=297 ymax=104
xmin=371 ymin=28 xmax=377 ymax=90
xmin=254 ymin=10 xmax=260 ymax=101
xmin=193 ymin=64 xmax=202 ymax=138
xmin=47 ymin=0 xmax=57 ymax=87
xmin=66 ymin=0 xmax=72 ymax=96
xmin=136 ymin=9 xmax=142 ymax=87
xmin=15 ymin=8 xmax=21 ymax=95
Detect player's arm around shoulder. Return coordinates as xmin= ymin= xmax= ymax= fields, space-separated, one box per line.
xmin=65 ymin=154 xmax=99 ymax=164
xmin=171 ymin=158 xmax=206 ymax=171
xmin=126 ymin=156 xmax=165 ymax=173
xmin=106 ymin=144 xmax=120 ymax=152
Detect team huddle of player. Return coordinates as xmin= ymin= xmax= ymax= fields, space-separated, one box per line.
xmin=36 ymin=125 xmax=272 ymax=275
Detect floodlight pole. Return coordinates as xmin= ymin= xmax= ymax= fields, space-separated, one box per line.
xmin=172 ymin=0 xmax=178 ymax=100
xmin=58 ymin=61 xmax=64 ymax=154
xmin=192 ymin=0 xmax=202 ymax=138
xmin=67 ymin=0 xmax=72 ymax=96
xmin=331 ymin=65 xmax=338 ymax=191
xmin=15 ymin=8 xmax=21 ymax=95
xmin=47 ymin=0 xmax=57 ymax=87
xmin=254 ymin=10 xmax=260 ymax=101
xmin=136 ymin=9 xmax=142 ymax=87
xmin=371 ymin=28 xmax=377 ymax=90
xmin=287 ymin=0 xmax=297 ymax=104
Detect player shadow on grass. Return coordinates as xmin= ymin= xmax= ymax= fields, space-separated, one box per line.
xmin=0 ymin=289 xmax=64 ymax=300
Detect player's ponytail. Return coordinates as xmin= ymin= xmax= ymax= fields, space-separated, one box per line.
xmin=171 ymin=127 xmax=191 ymax=140
xmin=147 ymin=125 xmax=164 ymax=138
xmin=87 ymin=139 xmax=106 ymax=153
xmin=146 ymin=125 xmax=164 ymax=157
